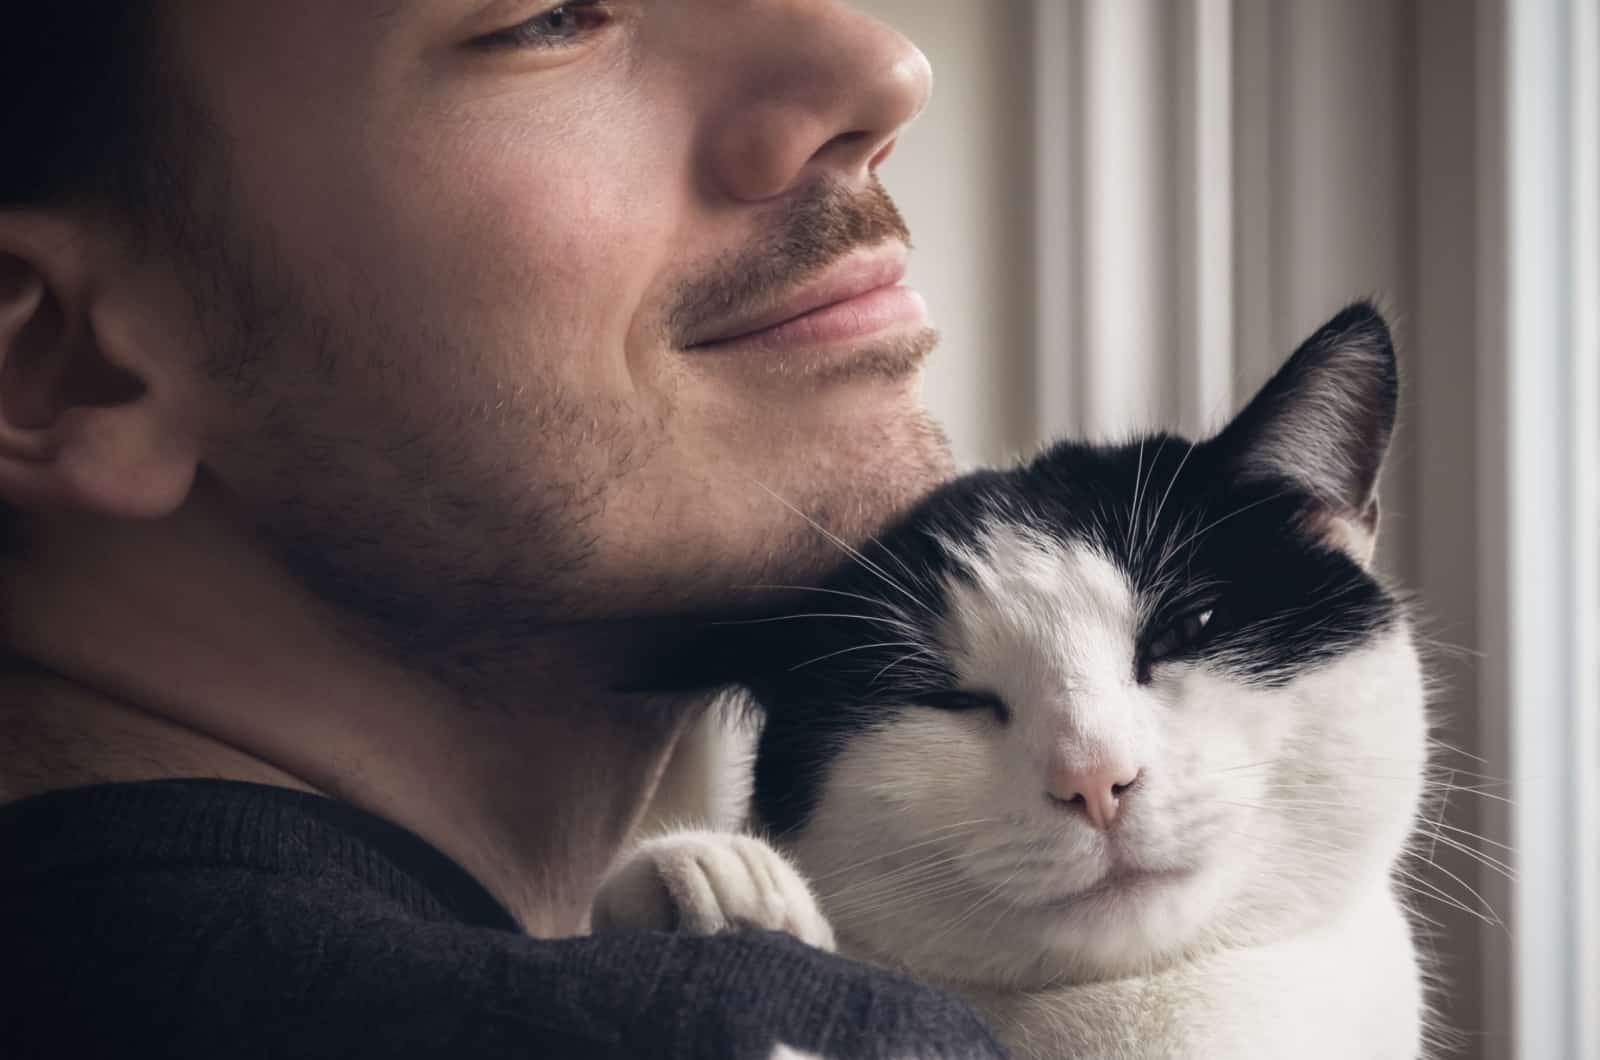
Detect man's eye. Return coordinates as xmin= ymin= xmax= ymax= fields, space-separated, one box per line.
xmin=481 ymin=1 xmax=611 ymax=49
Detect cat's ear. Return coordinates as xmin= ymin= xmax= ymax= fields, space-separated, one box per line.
xmin=1212 ymin=300 xmax=1398 ymax=567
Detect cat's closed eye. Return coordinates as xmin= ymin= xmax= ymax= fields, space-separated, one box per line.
xmin=1141 ymin=607 xmax=1216 ymax=673
xmin=919 ymin=689 xmax=1011 ymax=725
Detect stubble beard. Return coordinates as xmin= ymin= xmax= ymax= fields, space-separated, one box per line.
xmin=186 ymin=185 xmax=952 ymax=705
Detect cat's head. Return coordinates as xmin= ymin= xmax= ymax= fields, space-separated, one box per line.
xmin=684 ymin=302 xmax=1427 ymax=988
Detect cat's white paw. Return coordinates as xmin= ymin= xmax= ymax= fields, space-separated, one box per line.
xmin=592 ymin=830 xmax=836 ymax=952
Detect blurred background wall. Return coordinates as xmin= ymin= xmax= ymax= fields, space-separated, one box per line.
xmin=854 ymin=2 xmax=1599 ymax=1058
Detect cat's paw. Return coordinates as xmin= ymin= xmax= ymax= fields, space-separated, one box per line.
xmin=591 ymin=830 xmax=836 ymax=951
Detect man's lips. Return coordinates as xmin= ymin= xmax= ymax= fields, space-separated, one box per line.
xmin=683 ymin=245 xmax=927 ymax=351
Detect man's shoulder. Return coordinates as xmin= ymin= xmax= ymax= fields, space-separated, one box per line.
xmin=0 ymin=781 xmax=1009 ymax=1060
xmin=5 ymin=862 xmax=1005 ymax=1060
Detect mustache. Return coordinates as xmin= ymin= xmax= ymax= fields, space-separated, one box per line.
xmin=666 ymin=176 xmax=913 ymax=349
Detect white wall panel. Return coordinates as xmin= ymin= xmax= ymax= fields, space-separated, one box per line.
xmin=857 ymin=0 xmax=1038 ymax=468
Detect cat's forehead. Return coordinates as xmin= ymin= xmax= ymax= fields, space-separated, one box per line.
xmin=935 ymin=521 xmax=1138 ymax=688
xmin=938 ymin=522 xmax=1135 ymax=631
xmin=900 ymin=436 xmax=1235 ymax=604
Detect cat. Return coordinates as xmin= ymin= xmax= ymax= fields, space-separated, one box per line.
xmin=595 ymin=302 xmax=1431 ymax=1060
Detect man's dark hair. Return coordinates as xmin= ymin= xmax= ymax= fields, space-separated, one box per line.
xmin=1 ymin=6 xmax=163 ymax=552
xmin=2 ymin=6 xmax=159 ymax=208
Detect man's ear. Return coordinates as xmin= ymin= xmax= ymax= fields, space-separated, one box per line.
xmin=0 ymin=211 xmax=199 ymax=520
xmin=1211 ymin=300 xmax=1398 ymax=567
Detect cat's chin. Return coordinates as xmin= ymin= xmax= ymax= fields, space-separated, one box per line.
xmin=1007 ymin=866 xmax=1231 ymax=985
xmin=841 ymin=866 xmax=1225 ymax=992
xmin=1018 ymin=865 xmax=1196 ymax=911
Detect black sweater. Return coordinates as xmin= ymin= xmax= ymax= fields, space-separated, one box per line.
xmin=0 ymin=779 xmax=1006 ymax=1059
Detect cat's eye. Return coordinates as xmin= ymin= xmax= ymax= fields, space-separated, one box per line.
xmin=920 ymin=689 xmax=1011 ymax=724
xmin=1143 ymin=607 xmax=1215 ymax=668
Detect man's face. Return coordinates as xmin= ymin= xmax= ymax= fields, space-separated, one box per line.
xmin=153 ymin=0 xmax=949 ymax=651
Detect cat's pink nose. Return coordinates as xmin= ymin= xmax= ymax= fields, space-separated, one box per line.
xmin=1046 ymin=762 xmax=1142 ymax=829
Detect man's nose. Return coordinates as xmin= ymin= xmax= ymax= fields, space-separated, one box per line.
xmin=1046 ymin=760 xmax=1143 ymax=830
xmin=704 ymin=3 xmax=932 ymax=202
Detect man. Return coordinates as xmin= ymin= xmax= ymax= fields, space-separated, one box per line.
xmin=0 ymin=2 xmax=1006 ymax=1057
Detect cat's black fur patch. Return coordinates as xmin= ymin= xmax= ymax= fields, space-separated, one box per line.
xmin=647 ymin=302 xmax=1404 ymax=839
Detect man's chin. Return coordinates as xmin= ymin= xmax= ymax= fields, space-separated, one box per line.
xmin=718 ymin=404 xmax=954 ymax=606
xmin=579 ymin=377 xmax=952 ymax=621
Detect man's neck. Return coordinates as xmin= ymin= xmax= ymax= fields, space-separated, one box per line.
xmin=0 ymin=502 xmax=704 ymax=936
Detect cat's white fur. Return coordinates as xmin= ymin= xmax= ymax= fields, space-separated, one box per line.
xmin=596 ymin=521 xmax=1428 ymax=1059
xmin=593 ymin=828 xmax=835 ymax=949
xmin=634 ymin=690 xmax=757 ymax=838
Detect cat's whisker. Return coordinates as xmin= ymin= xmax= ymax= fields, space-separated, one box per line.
xmin=1207 ymin=759 xmax=1280 ymax=775
xmin=1207 ymin=826 xmax=1356 ymax=867
xmin=1420 ymin=769 xmax=1455 ymax=869
xmin=1145 ymin=443 xmax=1207 ymax=585
xmin=817 ymin=846 xmax=974 ymax=888
xmin=819 ymin=851 xmax=973 ymax=894
xmin=870 ymin=647 xmax=941 ymax=687
xmin=1403 ymin=854 xmax=1507 ymax=929
xmin=822 ymin=863 xmax=973 ymax=908
xmin=921 ymin=859 xmax=1032 ymax=950
xmin=1427 ymin=774 xmax=1515 ymax=791
xmin=1134 ymin=435 xmax=1174 ymax=559
xmin=1212 ymin=801 xmax=1373 ymax=836
xmin=751 ymin=480 xmax=933 ymax=619
xmin=1411 ymin=827 xmax=1518 ymax=881
xmin=1400 ymin=904 xmax=1450 ymax=932
xmin=1126 ymin=438 xmax=1148 ymax=558
xmin=1424 ymin=765 xmax=1513 ymax=785
xmin=1391 ymin=864 xmax=1507 ymax=932
xmin=786 ymin=640 xmax=928 ymax=672
xmin=1408 ymin=633 xmax=1486 ymax=660
xmin=715 ymin=611 xmax=923 ymax=640
xmin=864 ymin=531 xmax=926 ymax=592
xmin=1284 ymin=772 xmax=1433 ymax=785
xmin=1431 ymin=781 xmax=1518 ymax=806
xmin=1390 ymin=876 xmax=1499 ymax=930
xmin=741 ymin=583 xmax=923 ymax=618
xmin=1426 ymin=818 xmax=1515 ymax=855
xmin=819 ymin=859 xmax=974 ymax=902
xmin=1146 ymin=436 xmax=1200 ymax=546
xmin=828 ymin=868 xmax=979 ymax=908
xmin=805 ymin=820 xmax=999 ymax=882
xmin=1427 ymin=737 xmax=1491 ymax=766
xmin=1254 ymin=754 xmax=1512 ymax=786
xmin=978 ymin=885 xmax=1039 ymax=951
xmin=824 ymin=869 xmax=980 ymax=916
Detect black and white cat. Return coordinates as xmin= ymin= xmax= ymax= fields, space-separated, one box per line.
xmin=596 ymin=303 xmax=1430 ymax=1059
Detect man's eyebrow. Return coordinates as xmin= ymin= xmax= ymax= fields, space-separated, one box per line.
xmin=370 ymin=0 xmax=493 ymax=28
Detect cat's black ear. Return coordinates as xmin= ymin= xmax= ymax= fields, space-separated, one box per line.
xmin=1212 ymin=300 xmax=1398 ymax=566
